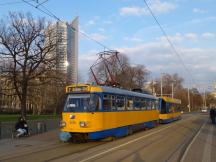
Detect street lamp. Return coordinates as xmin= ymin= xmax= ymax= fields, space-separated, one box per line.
xmin=160 ymin=73 xmax=165 ymax=96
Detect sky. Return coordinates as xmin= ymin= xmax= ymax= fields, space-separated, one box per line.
xmin=0 ymin=0 xmax=216 ymax=91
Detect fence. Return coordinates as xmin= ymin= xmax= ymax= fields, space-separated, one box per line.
xmin=0 ymin=119 xmax=59 ymax=139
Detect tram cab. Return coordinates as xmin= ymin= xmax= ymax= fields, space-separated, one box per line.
xmin=158 ymin=96 xmax=181 ymax=123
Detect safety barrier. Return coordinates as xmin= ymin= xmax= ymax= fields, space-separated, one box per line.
xmin=0 ymin=119 xmax=59 ymax=139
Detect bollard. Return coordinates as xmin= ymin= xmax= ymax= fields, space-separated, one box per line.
xmin=37 ymin=122 xmax=42 ymax=134
xmin=44 ymin=122 xmax=47 ymax=132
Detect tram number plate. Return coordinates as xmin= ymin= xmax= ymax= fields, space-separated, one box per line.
xmin=70 ymin=121 xmax=76 ymax=124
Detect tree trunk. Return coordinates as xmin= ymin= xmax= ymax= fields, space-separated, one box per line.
xmin=21 ymin=83 xmax=28 ymax=118
xmin=21 ymin=97 xmax=27 ymax=117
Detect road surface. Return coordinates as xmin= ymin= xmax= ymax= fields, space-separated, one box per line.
xmin=0 ymin=113 xmax=215 ymax=162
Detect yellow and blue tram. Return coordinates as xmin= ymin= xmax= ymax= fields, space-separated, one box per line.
xmin=158 ymin=96 xmax=181 ymax=124
xmin=59 ymin=84 xmax=159 ymax=142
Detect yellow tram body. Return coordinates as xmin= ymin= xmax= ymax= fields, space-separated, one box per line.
xmin=60 ymin=84 xmax=159 ymax=141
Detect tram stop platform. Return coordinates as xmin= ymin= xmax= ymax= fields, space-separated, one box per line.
xmin=0 ymin=129 xmax=60 ymax=161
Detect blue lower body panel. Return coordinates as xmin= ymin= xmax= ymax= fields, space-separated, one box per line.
xmin=88 ymin=121 xmax=157 ymax=140
xmin=160 ymin=116 xmax=181 ymax=124
xmin=88 ymin=126 xmax=128 ymax=140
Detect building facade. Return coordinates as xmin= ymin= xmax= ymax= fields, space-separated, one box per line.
xmin=54 ymin=17 xmax=78 ymax=84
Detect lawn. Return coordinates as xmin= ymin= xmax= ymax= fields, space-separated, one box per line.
xmin=0 ymin=114 xmax=59 ymax=122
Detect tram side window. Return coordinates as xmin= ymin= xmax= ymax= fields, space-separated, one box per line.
xmin=111 ymin=95 xmax=116 ymax=111
xmin=146 ymin=100 xmax=152 ymax=110
xmin=141 ymin=99 xmax=146 ymax=110
xmin=166 ymin=103 xmax=171 ymax=113
xmin=134 ymin=98 xmax=141 ymax=110
xmin=116 ymin=96 xmax=125 ymax=111
xmin=103 ymin=94 xmax=111 ymax=111
xmin=127 ymin=97 xmax=134 ymax=110
xmin=89 ymin=94 xmax=101 ymax=111
xmin=143 ymin=99 xmax=148 ymax=110
xmin=155 ymin=100 xmax=159 ymax=110
xmin=152 ymin=100 xmax=157 ymax=110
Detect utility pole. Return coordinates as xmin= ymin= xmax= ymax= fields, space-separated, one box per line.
xmin=204 ymin=89 xmax=207 ymax=109
xmin=160 ymin=73 xmax=163 ymax=96
xmin=188 ymin=87 xmax=191 ymax=112
xmin=171 ymin=82 xmax=174 ymax=98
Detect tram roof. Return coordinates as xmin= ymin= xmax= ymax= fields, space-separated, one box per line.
xmin=159 ymin=96 xmax=181 ymax=104
xmin=66 ymin=84 xmax=157 ymax=100
xmin=99 ymin=86 xmax=156 ymax=99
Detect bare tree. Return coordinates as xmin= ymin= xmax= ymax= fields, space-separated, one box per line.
xmin=0 ymin=12 xmax=56 ymax=117
xmin=90 ymin=52 xmax=149 ymax=89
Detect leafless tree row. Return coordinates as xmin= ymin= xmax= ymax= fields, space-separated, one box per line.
xmin=0 ymin=12 xmax=66 ymax=117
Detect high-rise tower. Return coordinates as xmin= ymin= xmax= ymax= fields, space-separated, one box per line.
xmin=53 ymin=17 xmax=78 ymax=84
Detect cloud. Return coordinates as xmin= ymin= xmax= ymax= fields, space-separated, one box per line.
xmin=103 ymin=20 xmax=112 ymax=24
xmin=186 ymin=16 xmax=216 ymax=25
xmin=90 ymin=33 xmax=109 ymax=41
xmin=116 ymin=40 xmax=216 ymax=83
xmin=184 ymin=33 xmax=198 ymax=42
xmin=119 ymin=0 xmax=176 ymax=16
xmin=120 ymin=6 xmax=146 ymax=16
xmin=124 ymin=36 xmax=143 ymax=43
xmin=159 ymin=33 xmax=184 ymax=43
xmin=193 ymin=8 xmax=206 ymax=14
xmin=85 ymin=16 xmax=100 ymax=26
xmin=98 ymin=28 xmax=105 ymax=32
xmin=86 ymin=20 xmax=96 ymax=26
xmin=79 ymin=38 xmax=216 ymax=84
xmin=202 ymin=32 xmax=215 ymax=39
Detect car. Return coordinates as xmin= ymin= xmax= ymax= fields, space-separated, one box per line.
xmin=201 ymin=109 xmax=208 ymax=113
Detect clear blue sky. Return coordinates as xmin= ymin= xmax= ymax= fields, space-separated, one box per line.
xmin=0 ymin=0 xmax=216 ymax=90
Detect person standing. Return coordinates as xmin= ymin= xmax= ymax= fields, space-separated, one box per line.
xmin=210 ymin=108 xmax=216 ymax=124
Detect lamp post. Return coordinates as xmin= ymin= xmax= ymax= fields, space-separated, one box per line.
xmin=188 ymin=87 xmax=191 ymax=112
xmin=171 ymin=82 xmax=174 ymax=98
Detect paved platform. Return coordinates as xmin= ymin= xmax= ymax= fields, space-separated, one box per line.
xmin=0 ymin=129 xmax=61 ymax=161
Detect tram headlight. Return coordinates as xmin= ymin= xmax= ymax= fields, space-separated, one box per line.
xmin=60 ymin=121 xmax=66 ymax=127
xmin=80 ymin=121 xmax=87 ymax=127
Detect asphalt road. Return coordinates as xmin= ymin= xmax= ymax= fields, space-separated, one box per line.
xmin=0 ymin=113 xmax=215 ymax=162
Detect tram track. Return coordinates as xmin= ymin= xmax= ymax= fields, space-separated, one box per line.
xmin=1 ymin=114 xmax=203 ymax=162
xmin=46 ymin=115 xmax=203 ymax=162
xmin=1 ymin=141 xmax=106 ymax=162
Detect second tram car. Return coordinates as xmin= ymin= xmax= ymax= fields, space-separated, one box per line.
xmin=158 ymin=96 xmax=181 ymax=123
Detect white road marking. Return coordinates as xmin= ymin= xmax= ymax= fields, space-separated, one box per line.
xmin=180 ymin=121 xmax=206 ymax=162
xmin=78 ymin=125 xmax=173 ymax=162
xmin=202 ymin=125 xmax=213 ymax=162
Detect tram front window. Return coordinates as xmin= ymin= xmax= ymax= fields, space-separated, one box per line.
xmin=64 ymin=94 xmax=100 ymax=112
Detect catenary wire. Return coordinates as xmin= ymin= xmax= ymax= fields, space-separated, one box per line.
xmin=22 ymin=0 xmax=112 ymax=51
xmin=143 ymin=0 xmax=196 ymax=86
